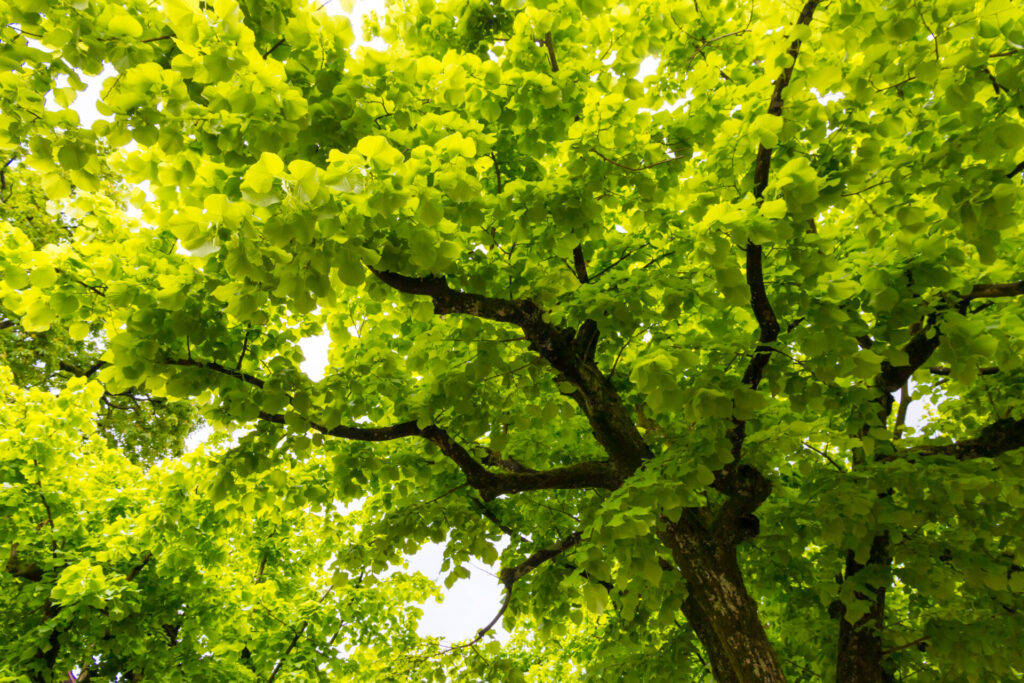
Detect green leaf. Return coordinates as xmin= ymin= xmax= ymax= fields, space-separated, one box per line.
xmin=337 ymin=248 xmax=364 ymax=286
xmin=356 ymin=135 xmax=404 ymax=170
xmin=582 ymin=583 xmax=609 ymax=614
xmin=752 ymin=114 xmax=783 ymax=149
xmin=57 ymin=144 xmax=87 ymax=171
xmin=108 ymin=14 xmax=144 ymax=38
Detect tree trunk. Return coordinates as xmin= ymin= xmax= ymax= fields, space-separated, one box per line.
xmin=835 ymin=534 xmax=891 ymax=683
xmin=680 ymin=593 xmax=742 ymax=683
xmin=660 ymin=520 xmax=786 ymax=683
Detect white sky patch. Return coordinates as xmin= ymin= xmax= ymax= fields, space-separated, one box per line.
xmin=184 ymin=423 xmax=214 ymax=452
xmin=406 ymin=542 xmax=508 ymax=643
xmin=44 ymin=66 xmax=118 ymax=129
xmin=810 ymin=87 xmax=846 ymax=106
xmin=636 ymin=55 xmax=660 ymax=81
xmin=299 ymin=329 xmax=330 ymax=382
xmin=73 ymin=65 xmax=117 ymax=126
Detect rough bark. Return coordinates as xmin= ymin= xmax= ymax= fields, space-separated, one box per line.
xmin=682 ymin=593 xmax=742 ymax=683
xmin=836 ymin=535 xmax=892 ymax=683
xmin=660 ymin=518 xmax=786 ymax=683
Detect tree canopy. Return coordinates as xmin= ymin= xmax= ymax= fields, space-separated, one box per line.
xmin=2 ymin=0 xmax=1024 ymax=680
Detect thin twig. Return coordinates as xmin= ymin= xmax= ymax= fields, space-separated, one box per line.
xmin=882 ymin=635 xmax=928 ymax=655
xmin=591 ymin=149 xmax=685 ymax=172
xmin=543 ymin=31 xmax=559 ymax=73
xmin=263 ymin=37 xmax=286 ymax=59
xmin=802 ymin=443 xmax=844 ymax=472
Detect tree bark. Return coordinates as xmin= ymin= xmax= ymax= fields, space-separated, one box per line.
xmin=836 ymin=535 xmax=892 ymax=683
xmin=681 ymin=593 xmax=742 ymax=683
xmin=660 ymin=519 xmax=786 ymax=683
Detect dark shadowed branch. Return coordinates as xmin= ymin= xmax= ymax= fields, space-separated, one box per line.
xmin=369 ymin=267 xmax=654 ymax=474
xmin=905 ymin=416 xmax=1024 ymax=461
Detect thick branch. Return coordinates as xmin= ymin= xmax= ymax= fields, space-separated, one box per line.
xmin=257 ymin=410 xmax=616 ymax=498
xmin=370 ymin=267 xmax=653 ymax=474
xmin=907 ymin=416 xmax=1024 ymax=461
xmin=570 ymin=247 xmax=600 ymax=362
xmin=722 ymin=2 xmax=822 ymax=505
xmin=711 ymin=464 xmax=772 ymax=546
xmin=448 ymin=532 xmax=582 ymax=650
xmin=572 ymin=246 xmax=589 ymax=284
xmin=59 ymin=360 xmax=106 ymax=378
xmin=966 ymin=281 xmax=1024 ymax=300
xmin=929 ymin=365 xmax=999 ymax=377
xmin=170 ymin=354 xmax=618 ymax=498
xmin=499 ymin=532 xmax=582 ymax=587
xmin=742 ymin=0 xmax=820 ymax=392
xmin=877 ymin=280 xmax=1024 ymax=392
xmin=5 ymin=544 xmax=43 ymax=582
xmin=421 ymin=426 xmax=619 ymax=500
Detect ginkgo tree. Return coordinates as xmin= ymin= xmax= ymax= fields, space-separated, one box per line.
xmin=2 ymin=0 xmax=1024 ymax=680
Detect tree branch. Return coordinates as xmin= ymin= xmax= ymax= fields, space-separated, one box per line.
xmin=56 ymin=268 xmax=107 ymax=297
xmin=170 ymin=352 xmax=620 ymax=497
xmin=965 ymin=281 xmax=1024 ymax=301
xmin=59 ymin=360 xmax=106 ymax=378
xmin=742 ymin=0 xmax=820 ymax=393
xmin=719 ymin=1 xmax=821 ymax=506
xmin=572 ymin=246 xmax=589 ymax=284
xmin=499 ymin=532 xmax=582 ymax=587
xmin=543 ymin=31 xmax=559 ymax=73
xmin=906 ymin=416 xmax=1024 ymax=461
xmin=892 ymin=383 xmax=910 ymax=440
xmin=420 ymin=425 xmax=620 ymax=500
xmin=262 ymin=37 xmax=286 ymax=59
xmin=470 ymin=497 xmax=530 ymax=543
xmin=591 ymin=148 xmax=687 ymax=172
xmin=368 ymin=267 xmax=653 ymax=474
xmin=125 ymin=551 xmax=153 ymax=582
xmin=5 ymin=543 xmax=43 ymax=582
xmin=259 ymin=409 xmax=618 ymax=498
xmin=166 ymin=358 xmax=265 ymax=389
xmin=877 ymin=281 xmax=1024 ymax=392
xmin=265 ymin=586 xmax=333 ymax=683
xmin=929 ymin=365 xmax=999 ymax=377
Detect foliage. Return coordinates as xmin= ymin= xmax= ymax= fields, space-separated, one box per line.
xmin=0 ymin=162 xmax=197 ymax=465
xmin=2 ymin=0 xmax=1024 ymax=681
xmin=0 ymin=367 xmax=435 ymax=681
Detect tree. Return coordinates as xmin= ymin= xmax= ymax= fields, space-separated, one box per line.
xmin=2 ymin=0 xmax=1024 ymax=680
